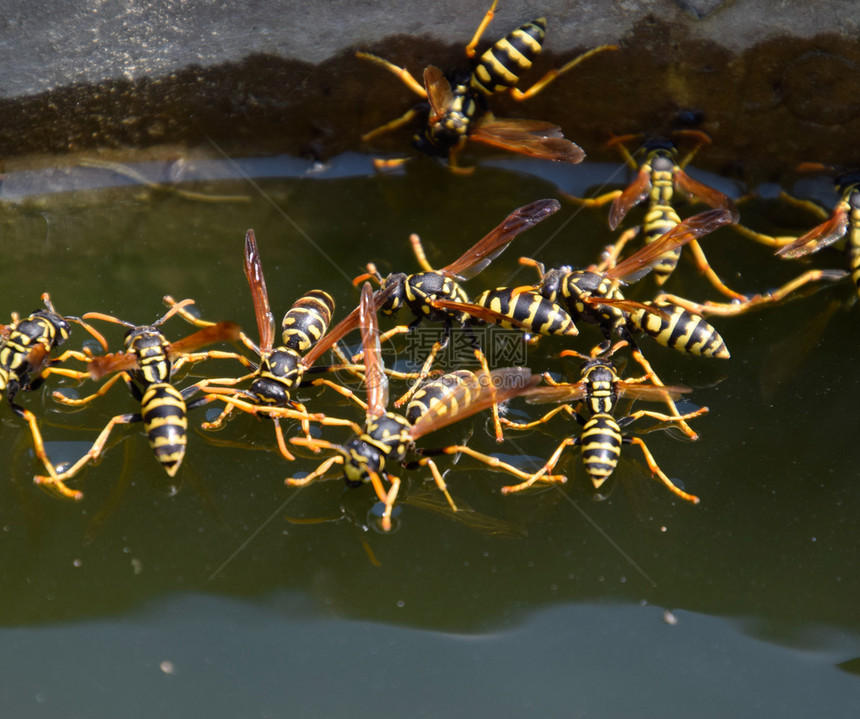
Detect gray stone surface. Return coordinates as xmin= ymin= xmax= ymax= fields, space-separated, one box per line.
xmin=2 ymin=0 xmax=855 ymax=99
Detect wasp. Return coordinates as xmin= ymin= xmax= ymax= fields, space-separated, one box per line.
xmin=352 ymin=198 xmax=563 ymax=434
xmin=762 ymin=168 xmax=860 ymax=297
xmin=520 ymin=209 xmax=731 ymax=436
xmin=1 ymin=293 xmax=108 ymax=494
xmin=193 ymin=230 xmax=386 ymax=459
xmin=499 ymin=345 xmax=707 ymax=502
xmin=357 ymin=0 xmax=615 ymax=169
xmin=776 ymin=170 xmax=860 ymax=294
xmin=286 ymin=283 xmax=557 ymax=531
xmin=569 ymin=131 xmax=748 ymax=297
xmin=36 ymin=299 xmax=241 ymax=498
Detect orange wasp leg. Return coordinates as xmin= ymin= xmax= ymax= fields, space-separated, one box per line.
xmin=509 ymin=44 xmax=618 ymax=101
xmin=655 ymin=268 xmax=848 ymax=318
xmin=628 ymin=436 xmax=700 ymax=504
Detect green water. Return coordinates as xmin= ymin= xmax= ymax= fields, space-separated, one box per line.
xmin=0 ymin=154 xmax=857 ymax=717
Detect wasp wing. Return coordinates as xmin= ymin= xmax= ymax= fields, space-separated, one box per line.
xmin=606 ymin=208 xmax=734 ymax=282
xmin=608 ymin=166 xmax=652 ymax=230
xmin=776 ymin=205 xmax=849 ymax=259
xmin=358 ymin=282 xmax=388 ymax=418
xmin=441 ymin=198 xmax=560 ymax=280
xmin=87 ymin=351 xmax=141 ymax=380
xmin=409 ymin=367 xmax=538 ymax=440
xmin=469 ymin=117 xmax=585 ymax=164
xmin=168 ymin=322 xmax=242 ymax=358
xmin=243 ymin=229 xmax=275 ymax=353
xmin=675 ymin=169 xmax=739 ymax=220
xmin=423 ymin=65 xmax=455 ymax=122
xmin=300 ymin=282 xmax=396 ymax=370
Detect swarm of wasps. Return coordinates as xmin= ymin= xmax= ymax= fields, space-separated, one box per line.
xmin=4 ymin=2 xmax=854 ymax=531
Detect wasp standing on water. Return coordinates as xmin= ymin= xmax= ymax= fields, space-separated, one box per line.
xmin=499 ymin=344 xmax=708 ymax=502
xmin=195 ymin=229 xmax=404 ymax=458
xmin=36 ymin=299 xmax=241 ymax=498
xmin=1 ymin=293 xmax=108 ymax=493
xmin=773 ymin=169 xmax=860 ymax=298
xmin=351 ymin=198 xmax=567 ymax=439
xmin=287 ymin=283 xmax=557 ymax=531
xmin=357 ymin=0 xmax=616 ymax=169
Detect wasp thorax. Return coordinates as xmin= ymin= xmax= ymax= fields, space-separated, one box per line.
xmin=538 ymin=267 xmax=569 ymax=303
xmin=262 ymin=348 xmax=303 ymax=384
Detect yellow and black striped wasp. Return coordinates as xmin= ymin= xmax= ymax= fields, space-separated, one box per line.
xmin=193 ymin=230 xmax=379 ymax=459
xmin=774 ymin=168 xmax=860 ymax=296
xmin=499 ymin=344 xmax=707 ymax=503
xmin=569 ymin=131 xmax=745 ymax=298
xmin=35 ymin=299 xmax=241 ymax=499
xmin=352 ymin=198 xmax=565 ymax=402
xmin=357 ymin=0 xmax=615 ymax=169
xmin=658 ymin=163 xmax=851 ymax=317
xmin=519 ymin=209 xmax=732 ymax=439
xmin=287 ymin=283 xmax=558 ymax=531
xmin=1 ymin=293 xmax=108 ymax=495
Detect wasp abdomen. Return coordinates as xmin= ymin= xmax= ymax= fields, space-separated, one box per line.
xmin=282 ymin=290 xmax=335 ymax=352
xmin=140 ymin=383 xmax=188 ymax=477
xmin=405 ymin=369 xmax=477 ymax=424
xmin=581 ymin=414 xmax=622 ymax=487
xmin=471 ymin=18 xmax=546 ymax=96
xmin=475 ymin=288 xmax=577 ymax=335
xmin=629 ymin=302 xmax=730 ymax=359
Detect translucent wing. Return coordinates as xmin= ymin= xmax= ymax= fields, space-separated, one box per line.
xmin=470 ymin=117 xmax=585 ymax=163
xmin=608 ymin=166 xmax=652 ymax=230
xmin=441 ymin=198 xmax=560 ymax=280
xmin=359 ymin=282 xmax=389 ymax=418
xmin=606 ymin=208 xmax=734 ymax=282
xmin=410 ymin=367 xmax=538 ymax=439
xmin=243 ymin=229 xmax=275 ymax=353
xmin=776 ymin=205 xmax=850 ymax=259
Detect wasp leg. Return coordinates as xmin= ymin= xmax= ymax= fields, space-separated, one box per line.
xmin=272 ymin=418 xmax=296 ymax=461
xmin=311 ymin=377 xmax=369 ymax=412
xmin=39 ymin=365 xmax=91 ymax=383
xmin=731 ymin=223 xmax=799 ymax=249
xmin=499 ymin=437 xmax=577 ymax=494
xmin=627 ymin=436 xmax=699 ymax=504
xmin=285 ymin=453 xmax=344 ymax=487
xmin=34 ymin=411 xmax=139 ymax=499
xmin=618 ymin=407 xmax=709 ymax=441
xmin=464 ymin=0 xmax=498 ymax=58
xmin=655 ymin=268 xmax=848 ymax=317
xmin=593 ymin=227 xmax=641 ymax=272
xmin=628 ymin=347 xmax=700 ymax=441
xmin=51 ymin=371 xmax=129 ymax=407
xmin=407 ymin=456 xmax=458 ymax=513
xmin=371 ymin=157 xmax=413 ymax=172
xmin=350 ymin=325 xmax=413 ymax=360
xmin=509 ymin=44 xmax=618 ymax=101
xmin=377 ymin=470 xmax=400 ymax=532
xmin=355 ymin=52 xmax=427 ymax=98
xmin=162 ymin=295 xmax=217 ymax=328
xmin=393 ymin=333 xmax=450 ymax=407
xmin=685 ymin=238 xmax=749 ymax=301
xmin=423 ymin=444 xmax=567 ymax=492
xmin=173 ymin=350 xmax=256 ymax=375
xmin=500 ymin=403 xmax=576 ymax=430
xmin=562 ymin=189 xmax=623 ymax=209
xmin=18 ymin=406 xmax=82 ymax=500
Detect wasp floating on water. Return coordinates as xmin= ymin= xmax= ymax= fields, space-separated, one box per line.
xmin=287 ymin=283 xmax=554 ymax=531
xmin=38 ymin=299 xmax=241 ymax=498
